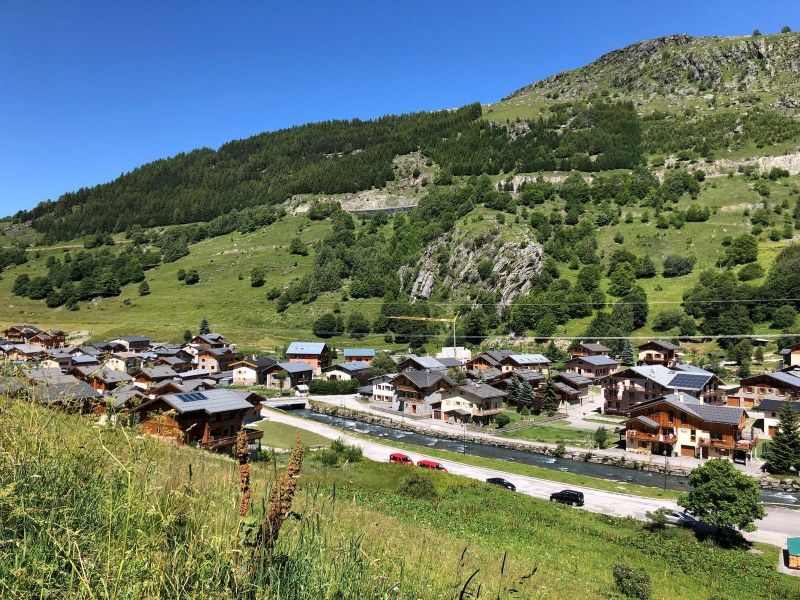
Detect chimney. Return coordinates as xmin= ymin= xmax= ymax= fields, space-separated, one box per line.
xmin=678 ymin=392 xmax=684 ymax=403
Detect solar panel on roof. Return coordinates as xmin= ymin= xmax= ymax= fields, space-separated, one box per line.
xmin=669 ymin=373 xmax=708 ymax=390
xmin=177 ymin=392 xmax=208 ymax=402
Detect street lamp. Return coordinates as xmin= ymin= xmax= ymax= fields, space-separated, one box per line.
xmin=463 ymin=421 xmax=467 ymax=455
xmin=663 ymin=449 xmax=668 ymax=490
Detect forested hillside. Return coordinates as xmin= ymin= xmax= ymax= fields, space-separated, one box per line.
xmin=5 ymin=30 xmax=800 ymax=358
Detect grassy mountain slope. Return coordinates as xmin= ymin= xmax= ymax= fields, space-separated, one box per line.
xmin=3 ymin=397 xmax=799 ymax=599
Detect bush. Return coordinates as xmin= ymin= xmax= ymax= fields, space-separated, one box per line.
xmin=652 ymin=309 xmax=685 ymax=332
xmin=341 ymin=445 xmax=363 ymax=463
xmin=398 ymin=472 xmax=438 ymax=501
xmin=312 ymin=448 xmax=340 ymax=467
xmin=662 ymin=255 xmax=695 ymax=277
xmin=612 ymin=563 xmax=652 ymax=599
xmin=494 ymin=413 xmax=511 ymax=428
xmin=772 ymin=304 xmax=798 ymax=330
xmin=184 ymin=269 xmax=200 ymax=285
xmin=553 ymin=441 xmax=566 ymax=457
xmin=737 ymin=263 xmax=764 ymax=281
xmin=308 ymin=379 xmax=359 ymax=395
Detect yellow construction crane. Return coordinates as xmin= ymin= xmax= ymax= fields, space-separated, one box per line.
xmin=387 ymin=314 xmax=458 ymax=349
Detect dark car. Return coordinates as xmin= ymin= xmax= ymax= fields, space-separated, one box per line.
xmin=486 ymin=477 xmax=516 ymax=491
xmin=549 ymin=489 xmax=584 ymax=506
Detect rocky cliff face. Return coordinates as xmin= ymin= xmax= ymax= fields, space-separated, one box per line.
xmin=402 ymin=226 xmax=543 ymax=307
xmin=507 ymin=32 xmax=800 ymax=105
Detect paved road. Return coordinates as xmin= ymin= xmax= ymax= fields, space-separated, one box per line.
xmin=264 ymin=408 xmax=800 ymax=549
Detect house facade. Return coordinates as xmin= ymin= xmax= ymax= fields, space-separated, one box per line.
xmin=323 ymin=361 xmax=372 ymax=383
xmin=565 ymin=355 xmax=619 ymax=380
xmin=369 ymin=374 xmax=397 ymax=403
xmin=637 ymin=340 xmax=679 ymax=368
xmin=725 ymin=371 xmax=800 ymax=408
xmin=499 ymin=353 xmax=551 ymax=374
xmin=230 ymin=357 xmax=277 ymax=386
xmin=753 ymin=398 xmax=800 ymax=438
xmin=343 ymin=348 xmax=375 ymax=364
xmin=263 ymin=361 xmax=312 ymax=391
xmin=626 ymin=393 xmax=753 ymax=460
xmin=197 ymin=348 xmax=238 ymax=373
xmin=603 ymin=365 xmax=721 ymax=414
xmin=286 ymin=342 xmax=331 ymax=376
xmin=569 ymin=342 xmax=611 ymax=358
xmin=392 ymin=370 xmax=455 ymax=417
xmin=436 ymin=383 xmax=507 ymax=424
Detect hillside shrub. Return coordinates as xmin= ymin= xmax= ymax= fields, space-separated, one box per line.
xmin=662 ymin=255 xmax=695 ymax=277
xmin=737 ymin=263 xmax=764 ymax=281
xmin=613 ymin=563 xmax=652 ymax=599
xmin=308 ymin=379 xmax=359 ymax=395
xmin=399 ymin=472 xmax=438 ymax=501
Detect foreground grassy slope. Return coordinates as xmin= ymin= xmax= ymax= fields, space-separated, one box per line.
xmin=2 ymin=399 xmax=799 ymax=599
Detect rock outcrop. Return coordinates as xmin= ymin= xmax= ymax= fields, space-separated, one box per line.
xmin=403 ymin=226 xmax=543 ymax=307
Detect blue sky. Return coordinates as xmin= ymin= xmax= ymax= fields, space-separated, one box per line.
xmin=2 ymin=1 xmax=798 ymax=215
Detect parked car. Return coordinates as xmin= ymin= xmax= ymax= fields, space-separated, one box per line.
xmin=389 ymin=453 xmax=413 ymax=465
xmin=549 ymin=489 xmax=584 ymax=506
xmin=486 ymin=477 xmax=516 ymax=491
xmin=663 ymin=510 xmax=699 ymax=528
xmin=417 ymin=460 xmax=447 ymax=472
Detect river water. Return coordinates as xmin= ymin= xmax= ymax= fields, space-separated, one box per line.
xmin=292 ymin=409 xmax=800 ymax=507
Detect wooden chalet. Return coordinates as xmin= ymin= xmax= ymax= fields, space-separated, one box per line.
xmin=231 ymin=357 xmax=278 ymax=386
xmin=569 ymin=341 xmax=611 ymax=358
xmin=3 ymin=324 xmax=66 ymax=348
xmin=323 ymin=361 xmax=373 ymax=384
xmin=726 ymin=371 xmax=800 ymax=408
xmin=133 ymin=389 xmax=264 ymax=452
xmin=392 ymin=370 xmax=455 ymax=417
xmin=343 ymin=348 xmax=375 ymax=364
xmin=197 ymin=347 xmax=239 ymax=373
xmin=626 ymin=393 xmax=754 ymax=460
xmin=437 ymin=382 xmax=507 ymax=424
xmin=637 ymin=340 xmax=679 ymax=368
xmin=565 ymin=354 xmax=619 ymax=380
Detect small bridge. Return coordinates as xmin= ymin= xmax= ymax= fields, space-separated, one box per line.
xmin=261 ymin=397 xmax=308 ymax=411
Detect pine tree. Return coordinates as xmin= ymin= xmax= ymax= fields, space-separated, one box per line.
xmin=138 ymin=280 xmax=150 ymax=296
xmin=520 ymin=380 xmax=533 ymax=408
xmin=621 ymin=340 xmax=636 ymax=365
xmin=541 ymin=376 xmax=560 ymax=416
xmin=199 ymin=318 xmax=211 ymax=335
xmin=765 ymin=402 xmax=800 ymax=475
xmin=183 ymin=330 xmax=192 ymax=343
xmin=507 ymin=377 xmax=521 ymax=407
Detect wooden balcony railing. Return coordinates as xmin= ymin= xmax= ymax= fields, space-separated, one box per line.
xmin=472 ymin=407 xmax=505 ymax=417
xmin=199 ymin=428 xmax=263 ymax=450
xmin=627 ymin=431 xmax=676 ymax=444
xmin=698 ymin=438 xmax=734 ymax=450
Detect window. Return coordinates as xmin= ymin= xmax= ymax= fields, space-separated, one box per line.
xmin=690 ymin=430 xmax=696 ymax=441
xmin=667 ymin=411 xmax=675 ymax=424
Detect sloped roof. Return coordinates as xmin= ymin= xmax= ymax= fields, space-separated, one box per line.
xmin=286 ymin=342 xmax=327 ymax=355
xmin=633 ymin=415 xmax=660 ymax=429
xmin=574 ymin=355 xmax=618 ymax=366
xmin=558 ymin=371 xmax=593 ymax=387
xmin=91 ymin=368 xmax=133 ymax=384
xmin=631 ymin=393 xmax=744 ymax=426
xmin=507 ymin=353 xmax=550 ymax=365
xmin=147 ymin=389 xmax=258 ymax=415
xmin=137 ymin=366 xmax=179 ymax=379
xmin=401 ymin=355 xmax=445 ymax=370
xmin=574 ymin=341 xmax=611 ymax=352
xmin=231 ymin=357 xmax=277 ymax=369
xmin=325 ymin=361 xmax=372 ymax=373
xmin=639 ymin=339 xmax=679 ymax=351
xmin=399 ymin=370 xmax=455 ymax=389
xmin=275 ymin=361 xmax=313 ymax=374
xmin=755 ymin=398 xmax=800 ymax=413
xmin=458 ymin=382 xmax=507 ymax=400
xmin=436 ymin=357 xmax=462 ymax=368
xmin=343 ymin=348 xmax=375 ymax=358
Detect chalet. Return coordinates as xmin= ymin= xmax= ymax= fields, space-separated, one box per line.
xmin=177 ymin=368 xmax=212 ymax=382
xmin=726 ymin=371 xmax=800 ymax=408
xmin=104 ymin=351 xmax=145 ymax=374
xmin=369 ymin=373 xmax=397 ymax=403
xmin=16 ymin=367 xmax=102 ymax=412
xmin=323 ymin=361 xmax=373 ymax=383
xmin=569 ymin=341 xmax=611 ymax=358
xmin=343 ymin=348 xmax=375 ymax=364
xmin=778 ymin=342 xmax=800 ymax=368
xmin=467 ymin=366 xmax=507 ymax=387
xmin=565 ymin=354 xmax=619 ymax=380
xmin=436 ymin=382 xmax=507 ymax=424
xmin=3 ymin=344 xmax=48 ymax=362
xmin=396 ymin=354 xmax=446 ymax=372
xmin=132 ymin=389 xmax=264 ymax=452
xmin=154 ymin=355 xmax=193 ymax=372
xmin=263 ymin=361 xmax=313 ymax=391
xmin=466 ymin=350 xmax=514 ymax=372
xmin=753 ymin=398 xmax=800 ymax=438
xmin=603 ymin=364 xmax=721 ymax=415
xmin=189 ymin=333 xmax=227 ymax=350
xmin=109 ymin=336 xmax=151 ymax=353
xmin=499 ymin=353 xmax=551 ymax=374
xmin=286 ymin=342 xmax=331 ymax=376
xmin=554 ymin=371 xmax=593 ymax=408
xmin=231 ymin=357 xmax=278 ymax=386
xmin=3 ymin=325 xmax=66 ymax=348
xmin=71 ymin=366 xmax=133 ymax=392
xmin=436 ymin=357 xmax=464 ymax=370
xmin=41 ymin=347 xmax=81 ymax=370
xmin=197 ymin=347 xmax=238 ymax=373
xmin=637 ymin=340 xmax=679 ymax=368
xmin=392 ymin=370 xmax=455 ymax=417
xmin=94 ymin=341 xmax=127 ymax=354
xmin=134 ymin=365 xmax=180 ymax=386
xmin=151 ymin=378 xmax=212 ymax=397
xmin=625 ymin=393 xmax=753 ymax=460
xmin=70 ymin=354 xmax=101 ymax=369
xmin=107 ymin=384 xmax=148 ymax=412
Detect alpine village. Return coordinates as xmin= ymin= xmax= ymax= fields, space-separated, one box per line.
xmin=5 ymin=14 xmax=800 ymax=600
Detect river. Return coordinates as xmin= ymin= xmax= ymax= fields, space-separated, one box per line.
xmin=291 ymin=409 xmax=800 ymax=507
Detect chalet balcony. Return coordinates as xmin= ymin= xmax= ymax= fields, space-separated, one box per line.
xmin=627 ymin=430 xmax=677 ymax=445
xmin=471 ymin=407 xmax=505 ymax=417
xmin=736 ymin=438 xmax=757 ymax=451
xmin=698 ymin=438 xmax=734 ymax=450
xmin=199 ymin=428 xmax=263 ymax=450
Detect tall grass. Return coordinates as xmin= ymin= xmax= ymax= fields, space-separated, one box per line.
xmin=0 ymin=398 xmax=533 ymax=599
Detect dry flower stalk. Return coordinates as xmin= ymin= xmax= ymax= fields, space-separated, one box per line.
xmin=262 ymin=433 xmax=304 ymax=551
xmin=235 ymin=428 xmax=251 ymax=517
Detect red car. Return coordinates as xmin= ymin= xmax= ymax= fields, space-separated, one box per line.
xmin=389 ymin=452 xmax=413 ymax=465
xmin=417 ymin=460 xmax=447 ymax=472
